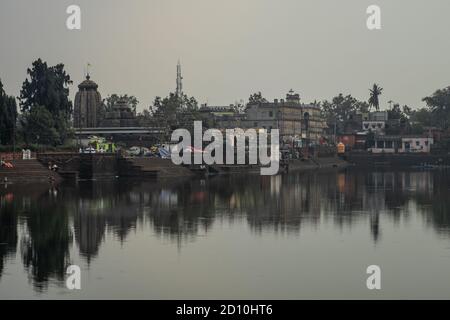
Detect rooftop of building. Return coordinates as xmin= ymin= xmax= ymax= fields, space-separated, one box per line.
xmin=199 ymin=104 xmax=236 ymax=112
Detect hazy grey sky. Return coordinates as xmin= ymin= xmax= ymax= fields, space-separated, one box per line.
xmin=1 ymin=0 xmax=449 ymax=112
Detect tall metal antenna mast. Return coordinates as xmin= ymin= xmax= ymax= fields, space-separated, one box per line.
xmin=176 ymin=60 xmax=183 ymax=97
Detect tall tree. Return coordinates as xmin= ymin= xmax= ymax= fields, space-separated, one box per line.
xmin=0 ymin=79 xmax=18 ymax=145
xmin=19 ymin=59 xmax=73 ymax=145
xmin=150 ymin=92 xmax=200 ymax=138
xmin=423 ymin=86 xmax=450 ymax=129
xmin=321 ymin=94 xmax=369 ymax=135
xmin=20 ymin=59 xmax=72 ymax=114
xmin=322 ymin=94 xmax=369 ymax=122
xmin=368 ymin=84 xmax=383 ymax=111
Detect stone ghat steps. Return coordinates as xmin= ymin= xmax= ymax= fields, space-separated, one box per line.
xmin=120 ymin=157 xmax=194 ymax=178
xmin=0 ymin=159 xmax=61 ymax=184
xmin=118 ymin=158 xmax=158 ymax=178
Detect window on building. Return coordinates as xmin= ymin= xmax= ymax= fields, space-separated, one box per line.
xmin=376 ymin=141 xmax=384 ymax=149
xmin=269 ymin=111 xmax=273 ymax=117
xmin=254 ymin=122 xmax=258 ymax=127
xmin=425 ymin=141 xmax=429 ymax=146
xmin=416 ymin=140 xmax=420 ymax=146
xmin=385 ymin=141 xmax=393 ymax=149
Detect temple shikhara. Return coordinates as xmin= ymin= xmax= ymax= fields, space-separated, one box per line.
xmin=73 ymin=74 xmax=138 ymax=129
xmin=73 ymin=74 xmax=102 ymax=128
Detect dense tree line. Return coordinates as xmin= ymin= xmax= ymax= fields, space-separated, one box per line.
xmin=0 ymin=79 xmax=18 ymax=145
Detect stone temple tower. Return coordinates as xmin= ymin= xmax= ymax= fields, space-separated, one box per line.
xmin=73 ymin=74 xmax=102 ymax=128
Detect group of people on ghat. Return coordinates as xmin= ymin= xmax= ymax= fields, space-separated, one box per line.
xmin=0 ymin=159 xmax=14 ymax=169
xmin=47 ymin=162 xmax=59 ymax=172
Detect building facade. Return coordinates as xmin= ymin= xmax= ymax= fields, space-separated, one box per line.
xmin=199 ymin=105 xmax=243 ymax=129
xmin=243 ymin=90 xmax=326 ymax=145
xmin=369 ymin=135 xmax=434 ymax=154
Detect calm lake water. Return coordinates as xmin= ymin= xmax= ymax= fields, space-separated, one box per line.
xmin=1 ymin=168 xmax=450 ymax=299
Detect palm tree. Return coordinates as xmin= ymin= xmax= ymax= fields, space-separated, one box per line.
xmin=368 ymin=84 xmax=383 ymax=111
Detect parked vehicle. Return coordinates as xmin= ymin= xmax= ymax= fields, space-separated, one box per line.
xmin=83 ymin=147 xmax=96 ymax=154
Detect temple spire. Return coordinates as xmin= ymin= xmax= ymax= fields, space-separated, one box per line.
xmin=85 ymin=62 xmax=91 ymax=80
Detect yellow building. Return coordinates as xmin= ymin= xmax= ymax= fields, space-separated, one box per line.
xmin=243 ymin=90 xmax=327 ymax=145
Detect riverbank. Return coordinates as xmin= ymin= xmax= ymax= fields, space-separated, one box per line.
xmin=284 ymin=157 xmax=349 ymax=172
xmin=0 ymin=159 xmax=62 ymax=184
xmin=1 ymin=152 xmax=349 ymax=184
xmin=345 ymin=152 xmax=450 ymax=168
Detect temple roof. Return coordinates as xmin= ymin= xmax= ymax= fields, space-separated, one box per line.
xmin=78 ymin=74 xmax=98 ymax=90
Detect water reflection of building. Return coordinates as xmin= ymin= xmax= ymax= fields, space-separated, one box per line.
xmin=74 ymin=210 xmax=106 ymax=264
xmin=3 ymin=169 xmax=450 ymax=291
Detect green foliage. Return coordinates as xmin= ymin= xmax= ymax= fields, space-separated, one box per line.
xmin=409 ymin=108 xmax=434 ymax=127
xmin=0 ymin=79 xmax=18 ymax=145
xmin=321 ymin=94 xmax=369 ymax=134
xmin=19 ymin=59 xmax=73 ymax=146
xmin=385 ymin=103 xmax=409 ymax=135
xmin=151 ymin=92 xmax=200 ymax=127
xmin=248 ymin=92 xmax=267 ymax=104
xmin=387 ymin=103 xmax=402 ymax=120
xmin=422 ymin=87 xmax=450 ymax=129
xmin=104 ymin=94 xmax=139 ymax=113
xmin=20 ymin=59 xmax=72 ymax=114
xmin=20 ymin=106 xmax=60 ymax=145
xmin=322 ymin=94 xmax=368 ymax=122
xmin=0 ymin=144 xmax=13 ymax=152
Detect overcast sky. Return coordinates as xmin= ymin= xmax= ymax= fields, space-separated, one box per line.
xmin=1 ymin=0 xmax=449 ymax=112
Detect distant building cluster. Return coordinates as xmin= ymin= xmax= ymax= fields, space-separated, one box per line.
xmin=73 ymin=65 xmax=329 ymax=147
xmin=338 ymin=110 xmax=435 ymax=154
xmin=199 ymin=89 xmax=327 ymax=147
xmin=73 ymin=74 xmax=138 ymax=129
xmin=70 ymin=66 xmax=438 ymax=155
